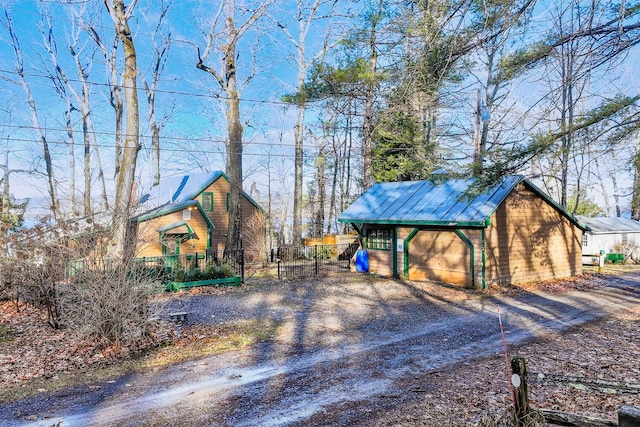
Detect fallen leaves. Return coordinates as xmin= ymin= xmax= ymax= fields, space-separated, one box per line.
xmin=0 ymin=301 xmax=172 ymax=389
xmin=370 ymin=304 xmax=640 ymax=426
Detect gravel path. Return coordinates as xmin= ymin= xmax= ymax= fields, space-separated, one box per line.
xmin=2 ymin=272 xmax=639 ymax=427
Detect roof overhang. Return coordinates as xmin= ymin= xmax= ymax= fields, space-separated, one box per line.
xmin=340 ymin=219 xmax=489 ymax=228
xmin=157 ymin=220 xmax=194 ymax=235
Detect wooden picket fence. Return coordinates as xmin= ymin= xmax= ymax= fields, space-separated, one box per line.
xmin=510 ymin=356 xmax=640 ymax=427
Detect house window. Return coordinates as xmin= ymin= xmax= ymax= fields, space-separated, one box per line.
xmin=226 ymin=192 xmax=230 ymax=212
xmin=582 ymin=233 xmax=588 ymax=248
xmin=202 ymin=192 xmax=213 ymax=211
xmin=183 ymin=209 xmax=191 ymax=220
xmin=366 ymin=228 xmax=392 ymax=250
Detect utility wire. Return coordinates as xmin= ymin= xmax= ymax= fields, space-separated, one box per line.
xmin=0 ymin=67 xmax=301 ymax=107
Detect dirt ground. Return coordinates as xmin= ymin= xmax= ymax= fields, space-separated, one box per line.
xmin=0 ymin=268 xmax=639 ymax=426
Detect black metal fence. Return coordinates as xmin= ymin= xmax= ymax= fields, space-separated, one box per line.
xmin=133 ymin=249 xmax=245 ymax=283
xmin=271 ymin=243 xmax=359 ymax=280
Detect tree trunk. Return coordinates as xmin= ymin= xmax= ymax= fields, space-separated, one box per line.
xmin=632 ymin=150 xmax=640 ymax=221
xmin=144 ymin=71 xmax=161 ymax=186
xmin=72 ymin=47 xmax=105 ymax=214
xmin=83 ymin=108 xmax=92 ymax=216
xmin=65 ymin=100 xmax=78 ymax=217
xmin=106 ymin=0 xmax=140 ymax=259
xmin=141 ymin=6 xmax=171 ymax=188
xmin=223 ymin=1 xmax=244 ymax=252
xmin=225 ymin=89 xmax=244 ymax=251
xmin=22 ymin=76 xmax=60 ymax=220
xmin=94 ymin=145 xmax=110 ymax=211
xmin=328 ymin=129 xmax=339 ymax=234
xmin=196 ymin=0 xmax=270 ymax=250
xmin=362 ymin=0 xmax=384 ymax=189
xmin=85 ymin=25 xmax=123 ymax=180
xmin=293 ymin=109 xmax=304 ymax=245
xmin=612 ymin=174 xmax=621 ymax=217
xmin=312 ymin=140 xmax=326 ymax=238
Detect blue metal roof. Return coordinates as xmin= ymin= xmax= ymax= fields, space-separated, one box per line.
xmin=140 ymin=171 xmax=226 ymax=206
xmin=339 ymin=175 xmax=560 ymax=227
xmin=137 ymin=171 xmax=263 ymax=213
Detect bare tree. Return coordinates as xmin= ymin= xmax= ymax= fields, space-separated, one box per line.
xmin=41 ymin=11 xmax=111 ymax=216
xmin=533 ymin=1 xmax=602 ymax=208
xmin=105 ymin=0 xmax=141 ymax=258
xmin=63 ymin=98 xmax=79 ymax=217
xmin=140 ymin=0 xmax=173 ymax=187
xmin=272 ymin=0 xmax=341 ymax=245
xmin=80 ymin=10 xmax=124 ymax=181
xmin=467 ymin=0 xmax=531 ymax=176
xmin=39 ymin=26 xmax=79 ymax=216
xmin=2 ymin=11 xmax=61 ymax=220
xmin=196 ymin=0 xmax=274 ymax=250
xmin=362 ymin=0 xmax=385 ymax=189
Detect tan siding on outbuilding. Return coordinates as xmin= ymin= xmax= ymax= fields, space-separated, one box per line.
xmin=485 ymin=184 xmax=582 ymax=285
xmin=367 ymin=249 xmax=394 ymax=277
xmin=406 ymin=230 xmax=471 ymax=286
xmin=365 ymin=185 xmax=582 ymax=288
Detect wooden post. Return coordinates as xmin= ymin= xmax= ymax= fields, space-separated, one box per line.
xmin=619 ymin=406 xmax=640 ymax=427
xmin=511 ymin=356 xmax=530 ymax=427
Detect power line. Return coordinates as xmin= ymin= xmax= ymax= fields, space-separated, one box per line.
xmin=0 ymin=133 xmax=440 ymax=162
xmin=0 ymin=66 xmax=300 ymax=107
xmin=0 ymin=130 xmax=437 ymax=156
xmin=0 ymin=119 xmax=371 ymax=140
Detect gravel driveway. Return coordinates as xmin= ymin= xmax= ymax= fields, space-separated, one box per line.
xmin=3 ymin=272 xmax=640 ymax=426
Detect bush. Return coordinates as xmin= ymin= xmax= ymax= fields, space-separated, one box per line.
xmin=204 ymin=262 xmax=236 ymax=279
xmin=167 ymin=262 xmax=236 ymax=283
xmin=0 ymin=218 xmax=163 ymax=344
xmin=62 ymin=262 xmax=163 ymax=344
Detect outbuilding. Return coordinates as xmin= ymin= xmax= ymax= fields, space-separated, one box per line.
xmin=338 ymin=174 xmax=587 ymax=288
xmin=578 ymin=216 xmax=640 ymax=262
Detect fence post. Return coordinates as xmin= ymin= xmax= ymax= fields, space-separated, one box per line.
xmin=619 ymin=406 xmax=640 ymax=427
xmin=315 ymin=245 xmax=319 ymax=275
xmin=511 ymin=356 xmax=531 ymax=427
xmin=240 ymin=249 xmax=245 ymax=284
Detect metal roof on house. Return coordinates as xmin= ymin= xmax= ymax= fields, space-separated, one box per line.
xmin=140 ymin=171 xmax=226 ymax=206
xmin=136 ymin=171 xmax=263 ymax=215
xmin=339 ymin=175 xmax=585 ymax=229
xmin=578 ymin=216 xmax=640 ymax=234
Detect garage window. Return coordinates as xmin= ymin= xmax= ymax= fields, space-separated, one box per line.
xmin=367 ymin=228 xmax=392 ymax=250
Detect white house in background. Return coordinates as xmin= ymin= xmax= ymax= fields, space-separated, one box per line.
xmin=578 ymin=216 xmax=640 ymax=262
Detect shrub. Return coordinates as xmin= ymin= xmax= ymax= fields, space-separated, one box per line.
xmin=0 ymin=218 xmax=163 ymax=344
xmin=166 ymin=262 xmax=236 ymax=283
xmin=62 ymin=263 xmax=159 ymax=344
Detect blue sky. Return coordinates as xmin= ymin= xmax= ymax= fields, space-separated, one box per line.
xmin=0 ymin=0 xmax=638 ymax=221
